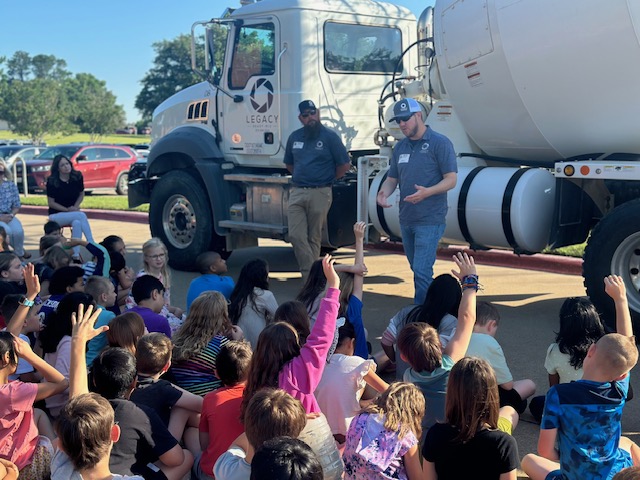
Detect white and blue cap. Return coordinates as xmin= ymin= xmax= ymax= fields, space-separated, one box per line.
xmin=390 ymin=98 xmax=422 ymax=122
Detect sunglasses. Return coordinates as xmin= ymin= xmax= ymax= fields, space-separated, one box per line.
xmin=301 ymin=110 xmax=317 ymax=118
xmin=395 ymin=115 xmax=414 ymax=123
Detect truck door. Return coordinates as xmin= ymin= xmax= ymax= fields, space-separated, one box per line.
xmin=221 ymin=20 xmax=280 ymax=157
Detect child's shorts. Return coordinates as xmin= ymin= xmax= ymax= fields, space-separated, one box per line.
xmin=19 ymin=436 xmax=53 ymax=480
xmin=545 ymin=470 xmax=564 ymax=480
xmin=497 ymin=416 xmax=513 ymax=435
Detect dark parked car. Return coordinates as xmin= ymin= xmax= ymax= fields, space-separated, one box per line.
xmin=17 ymin=144 xmax=138 ymax=195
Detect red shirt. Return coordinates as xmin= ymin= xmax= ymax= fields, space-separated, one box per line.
xmin=199 ymin=383 xmax=246 ymax=476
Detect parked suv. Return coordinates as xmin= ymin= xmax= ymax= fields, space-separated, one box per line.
xmin=17 ymin=144 xmax=137 ymax=195
xmin=0 ymin=145 xmax=45 ymax=170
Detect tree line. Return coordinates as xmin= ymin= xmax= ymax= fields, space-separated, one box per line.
xmin=0 ymin=32 xmax=219 ymax=144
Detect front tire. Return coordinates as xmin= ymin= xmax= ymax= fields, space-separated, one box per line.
xmin=116 ymin=172 xmax=128 ymax=195
xmin=149 ymin=169 xmax=214 ymax=271
xmin=583 ymin=199 xmax=640 ymax=330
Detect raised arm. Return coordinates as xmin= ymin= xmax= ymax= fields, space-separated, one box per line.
xmin=443 ymin=252 xmax=477 ymax=363
xmin=13 ymin=335 xmax=68 ymax=401
xmin=69 ymin=304 xmax=107 ymax=398
xmin=5 ymin=263 xmax=39 ymax=337
xmin=604 ymin=275 xmax=633 ymax=337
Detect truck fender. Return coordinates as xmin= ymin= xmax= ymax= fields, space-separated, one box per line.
xmin=147 ymin=127 xmax=240 ymax=238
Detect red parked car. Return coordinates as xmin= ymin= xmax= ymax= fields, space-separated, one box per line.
xmin=17 ymin=144 xmax=137 ymax=195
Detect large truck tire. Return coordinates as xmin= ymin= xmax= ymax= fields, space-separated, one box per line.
xmin=583 ymin=199 xmax=640 ymax=331
xmin=149 ymin=169 xmax=217 ymax=271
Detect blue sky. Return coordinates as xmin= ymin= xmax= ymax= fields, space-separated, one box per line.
xmin=2 ymin=0 xmax=430 ymax=123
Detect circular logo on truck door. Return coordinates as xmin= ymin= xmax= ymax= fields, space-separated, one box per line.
xmin=250 ymin=78 xmax=274 ymax=113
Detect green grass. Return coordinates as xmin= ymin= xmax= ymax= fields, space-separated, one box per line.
xmin=20 ymin=194 xmax=149 ymax=212
xmin=0 ymin=130 xmax=150 ymax=146
xmin=544 ymin=242 xmax=585 ymax=259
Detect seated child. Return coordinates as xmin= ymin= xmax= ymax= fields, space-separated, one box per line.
xmin=69 ymin=303 xmax=193 ymax=480
xmin=51 ymin=393 xmax=144 ymax=480
xmin=43 ymin=221 xmax=62 ymax=238
xmin=91 ymin=347 xmax=193 ymax=479
xmin=0 ymin=332 xmax=68 ymax=480
xmin=214 ymin=388 xmax=307 ymax=480
xmin=522 ymin=275 xmax=640 ymax=480
xmin=342 ymin=382 xmax=424 ymax=480
xmin=107 ymin=250 xmax=134 ymax=315
xmin=251 ymin=437 xmax=323 ymax=480
xmin=37 ymin=265 xmax=85 ymax=324
xmin=187 ymin=251 xmax=235 ymax=310
xmin=130 ymin=333 xmax=203 ymax=456
xmin=106 ymin=312 xmax=146 ymax=354
xmin=397 ymin=252 xmax=478 ymax=439
xmin=128 ymin=275 xmax=172 ymax=338
xmin=196 ymin=341 xmax=252 ymax=480
xmin=316 ymin=319 xmax=388 ymax=444
xmin=465 ymin=301 xmax=536 ymax=413
xmin=83 ymin=276 xmax=117 ymax=366
xmin=422 ymin=357 xmax=520 ymax=479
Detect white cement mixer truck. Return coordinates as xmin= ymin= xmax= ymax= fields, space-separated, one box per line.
xmin=129 ymin=0 xmax=640 ymax=323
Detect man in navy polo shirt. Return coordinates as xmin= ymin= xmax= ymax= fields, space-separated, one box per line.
xmin=284 ymin=100 xmax=351 ymax=279
xmin=376 ymin=98 xmax=457 ymax=304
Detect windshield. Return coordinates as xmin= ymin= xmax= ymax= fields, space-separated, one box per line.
xmin=35 ymin=146 xmax=82 ymax=161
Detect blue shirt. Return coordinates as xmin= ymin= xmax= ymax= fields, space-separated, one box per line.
xmin=186 ymin=274 xmax=235 ymax=310
xmin=388 ymin=128 xmax=457 ymax=226
xmin=0 ymin=180 xmax=20 ymax=214
xmin=283 ymin=125 xmax=349 ymax=187
xmin=85 ymin=305 xmax=116 ymax=366
xmin=541 ymin=376 xmax=632 ymax=479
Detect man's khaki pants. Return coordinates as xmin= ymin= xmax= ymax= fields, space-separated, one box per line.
xmin=287 ymin=186 xmax=332 ymax=279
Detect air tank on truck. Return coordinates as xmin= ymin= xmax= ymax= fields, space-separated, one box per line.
xmin=369 ymin=0 xmax=640 ymax=324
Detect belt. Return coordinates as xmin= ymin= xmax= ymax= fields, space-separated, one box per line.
xmin=293 ymin=184 xmax=332 ymax=189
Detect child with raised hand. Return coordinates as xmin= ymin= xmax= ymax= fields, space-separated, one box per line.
xmin=51 ymin=302 xmax=143 ymax=479
xmin=398 ymin=252 xmax=478 ymax=437
xmin=242 ymin=254 xmax=343 ymax=479
xmin=316 ymin=319 xmax=389 ymax=444
xmin=70 ymin=303 xmax=194 ymax=479
xmin=337 ymin=221 xmax=369 ymax=359
xmin=0 ymin=332 xmax=68 ymax=480
xmin=422 ymin=357 xmax=519 ymax=480
xmin=523 ymin=275 xmax=640 ymax=480
xmin=529 ymin=296 xmax=606 ymax=421
xmin=382 ymin=273 xmax=461 ymax=379
xmin=342 ymin=382 xmax=425 ymax=480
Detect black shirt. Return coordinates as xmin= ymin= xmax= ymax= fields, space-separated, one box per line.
xmin=130 ymin=376 xmax=183 ymax=426
xmin=422 ymin=423 xmax=519 ymax=480
xmin=46 ymin=174 xmax=84 ymax=215
xmin=109 ymin=398 xmax=179 ymax=476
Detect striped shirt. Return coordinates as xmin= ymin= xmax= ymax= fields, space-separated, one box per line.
xmin=169 ymin=335 xmax=229 ymax=396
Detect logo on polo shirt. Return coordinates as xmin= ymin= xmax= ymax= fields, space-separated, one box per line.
xmin=316 ymin=140 xmax=324 ymax=149
xmin=421 ymin=142 xmax=430 ymax=151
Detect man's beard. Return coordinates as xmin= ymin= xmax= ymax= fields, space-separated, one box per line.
xmin=304 ymin=121 xmax=321 ymax=138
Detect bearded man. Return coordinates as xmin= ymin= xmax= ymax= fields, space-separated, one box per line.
xmin=284 ymin=100 xmax=351 ymax=279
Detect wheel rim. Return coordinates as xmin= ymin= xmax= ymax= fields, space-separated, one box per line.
xmin=610 ymin=231 xmax=640 ymax=314
xmin=161 ymin=194 xmax=196 ymax=249
xmin=119 ymin=174 xmax=128 ymax=194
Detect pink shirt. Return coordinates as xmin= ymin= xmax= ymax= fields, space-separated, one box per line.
xmin=0 ymin=381 xmax=39 ymax=469
xmin=279 ymin=287 xmax=339 ymax=413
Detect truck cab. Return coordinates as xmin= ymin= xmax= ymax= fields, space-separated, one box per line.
xmin=130 ymin=0 xmax=416 ymax=269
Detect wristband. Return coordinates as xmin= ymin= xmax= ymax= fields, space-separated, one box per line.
xmin=18 ymin=296 xmax=35 ymax=307
xmin=461 ymin=274 xmax=480 ymax=292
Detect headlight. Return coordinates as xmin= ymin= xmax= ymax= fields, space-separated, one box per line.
xmin=32 ymin=165 xmax=51 ymax=172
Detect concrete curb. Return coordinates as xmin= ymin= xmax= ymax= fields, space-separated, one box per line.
xmin=20 ymin=205 xmax=149 ymax=225
xmin=20 ymin=205 xmax=582 ymax=276
xmin=372 ymin=241 xmax=583 ymax=276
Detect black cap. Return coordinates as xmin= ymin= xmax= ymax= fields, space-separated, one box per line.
xmin=298 ymin=100 xmax=316 ymax=114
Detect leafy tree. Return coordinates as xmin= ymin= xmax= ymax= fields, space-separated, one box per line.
xmin=135 ymin=27 xmax=228 ymax=119
xmin=66 ymin=73 xmax=125 ymax=141
xmin=135 ymin=34 xmax=203 ymax=119
xmin=6 ymin=51 xmax=31 ymax=81
xmin=31 ymin=54 xmax=69 ymax=80
xmin=1 ymin=78 xmax=75 ymax=143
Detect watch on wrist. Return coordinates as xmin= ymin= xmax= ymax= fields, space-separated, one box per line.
xmin=18 ymin=296 xmax=35 ymax=307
